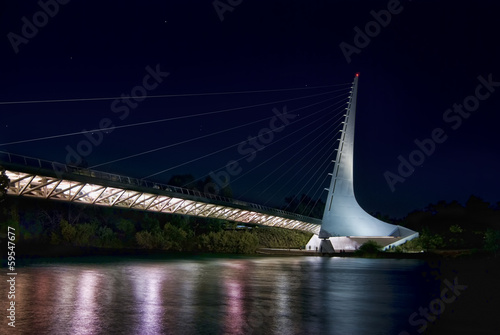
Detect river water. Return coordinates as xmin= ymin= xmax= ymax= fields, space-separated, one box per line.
xmin=2 ymin=255 xmax=479 ymax=334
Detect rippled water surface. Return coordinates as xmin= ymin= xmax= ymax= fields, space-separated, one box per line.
xmin=4 ymin=256 xmax=437 ymax=334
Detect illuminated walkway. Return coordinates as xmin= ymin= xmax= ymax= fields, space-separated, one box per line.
xmin=0 ymin=151 xmax=321 ymax=234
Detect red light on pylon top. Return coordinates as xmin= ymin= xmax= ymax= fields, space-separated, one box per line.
xmin=355 ymin=72 xmax=359 ymax=77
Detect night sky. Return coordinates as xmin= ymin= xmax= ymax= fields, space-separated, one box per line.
xmin=0 ymin=0 xmax=499 ymax=218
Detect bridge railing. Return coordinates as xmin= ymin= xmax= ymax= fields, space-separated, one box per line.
xmin=0 ymin=151 xmax=320 ymax=224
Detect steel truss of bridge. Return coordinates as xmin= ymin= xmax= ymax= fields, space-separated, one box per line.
xmin=1 ymin=152 xmax=321 ymax=234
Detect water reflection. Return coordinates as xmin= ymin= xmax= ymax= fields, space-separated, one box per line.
xmin=4 ymin=257 xmax=430 ymax=334
xmin=166 ymin=263 xmax=198 ymax=335
xmin=72 ymin=270 xmax=100 ymax=334
xmin=223 ymin=266 xmax=246 ymax=334
xmin=132 ymin=266 xmax=164 ymax=334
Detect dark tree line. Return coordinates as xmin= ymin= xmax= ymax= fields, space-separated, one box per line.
xmin=394 ymin=196 xmax=500 ymax=252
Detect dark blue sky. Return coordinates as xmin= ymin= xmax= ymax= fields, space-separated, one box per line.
xmin=0 ymin=0 xmax=499 ymax=218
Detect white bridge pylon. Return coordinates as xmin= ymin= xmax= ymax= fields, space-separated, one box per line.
xmin=1 ymin=152 xmax=321 ymax=234
xmin=307 ymin=74 xmax=419 ymax=252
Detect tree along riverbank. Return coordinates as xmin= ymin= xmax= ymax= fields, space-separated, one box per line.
xmin=0 ymin=196 xmax=312 ymax=257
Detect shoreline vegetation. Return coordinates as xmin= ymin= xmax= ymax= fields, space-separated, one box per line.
xmin=1 ymin=169 xmax=499 ymax=261
xmin=1 ymin=195 xmax=500 ymax=261
xmin=9 ymin=242 xmax=497 ymax=266
xmin=1 ymin=195 xmax=315 ymax=260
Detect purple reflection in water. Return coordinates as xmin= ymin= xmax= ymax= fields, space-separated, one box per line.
xmin=3 ymin=257 xmax=435 ymax=334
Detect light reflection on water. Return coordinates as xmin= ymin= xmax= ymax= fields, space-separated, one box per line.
xmin=4 ymin=256 xmax=432 ymax=334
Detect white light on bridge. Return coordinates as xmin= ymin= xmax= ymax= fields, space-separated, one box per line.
xmin=4 ymin=170 xmax=320 ymax=234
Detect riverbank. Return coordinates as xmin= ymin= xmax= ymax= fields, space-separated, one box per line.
xmin=11 ymin=241 xmax=496 ymax=266
xmin=256 ymin=247 xmax=492 ymax=259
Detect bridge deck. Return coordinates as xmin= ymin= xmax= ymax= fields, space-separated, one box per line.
xmin=0 ymin=152 xmax=321 ymax=234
